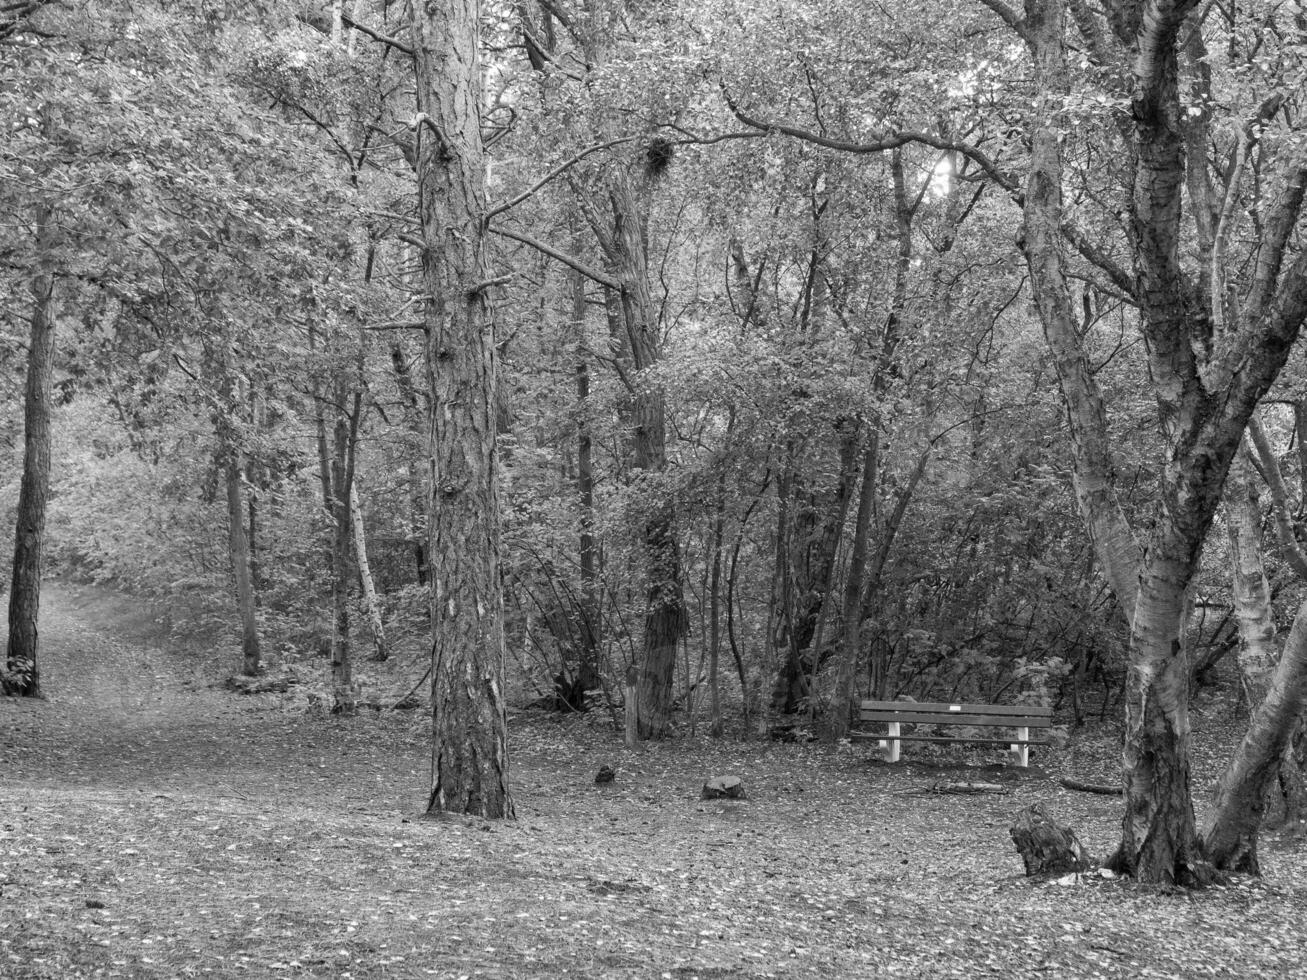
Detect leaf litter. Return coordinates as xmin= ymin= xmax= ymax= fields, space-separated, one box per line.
xmin=2 ymin=582 xmax=1305 ymax=978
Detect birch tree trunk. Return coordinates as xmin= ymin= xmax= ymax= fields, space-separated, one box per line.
xmin=3 ymin=271 xmax=55 ymax=698
xmin=409 ymin=0 xmax=513 ymax=818
xmin=350 ymin=477 xmax=388 ymax=662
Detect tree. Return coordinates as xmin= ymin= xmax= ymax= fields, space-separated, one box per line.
xmin=1010 ymin=0 xmax=1307 ymax=883
xmin=408 ymin=0 xmax=514 ymax=818
xmin=3 ymin=231 xmax=56 ymax=698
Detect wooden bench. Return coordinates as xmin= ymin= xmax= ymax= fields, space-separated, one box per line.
xmin=852 ymin=700 xmax=1053 ymax=767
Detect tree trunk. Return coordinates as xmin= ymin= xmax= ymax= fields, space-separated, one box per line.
xmin=350 ymin=477 xmax=388 ymax=662
xmin=770 ymin=423 xmax=861 ymax=716
xmin=830 ymin=443 xmax=876 ymax=740
xmin=410 ymin=0 xmax=513 ymax=819
xmin=571 ymin=246 xmax=599 ymax=699
xmin=1225 ymin=448 xmax=1278 ymax=706
xmin=1205 ymin=595 xmax=1307 ymax=871
xmin=605 ymin=174 xmax=686 ymax=740
xmin=3 ymin=272 xmax=55 ymax=699
xmin=329 ymin=386 xmax=360 ymax=716
xmin=224 ymin=444 xmax=261 ymax=677
xmin=708 ymin=439 xmax=730 ymax=738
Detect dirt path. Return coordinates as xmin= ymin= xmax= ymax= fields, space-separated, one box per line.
xmin=1 ymin=581 xmax=429 ymax=809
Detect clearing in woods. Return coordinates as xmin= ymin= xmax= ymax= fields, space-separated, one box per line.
xmin=1 ymin=581 xmax=1305 ymax=978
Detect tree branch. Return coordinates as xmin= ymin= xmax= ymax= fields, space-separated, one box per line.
xmin=974 ymin=0 xmax=1033 ymax=43
xmin=721 ymin=85 xmax=1021 ymax=198
xmin=491 ymin=226 xmax=619 ymax=289
xmin=487 ymin=136 xmax=640 ymax=220
xmin=1247 ymin=415 xmax=1307 ymax=580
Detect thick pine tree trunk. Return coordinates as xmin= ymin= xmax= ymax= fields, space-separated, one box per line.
xmin=410 ymin=0 xmax=513 ymax=818
xmin=3 ymin=272 xmax=55 ymax=698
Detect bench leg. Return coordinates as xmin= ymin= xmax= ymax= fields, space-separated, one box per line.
xmin=1011 ymin=727 xmax=1029 ymax=767
xmin=879 ymin=721 xmax=901 ymax=763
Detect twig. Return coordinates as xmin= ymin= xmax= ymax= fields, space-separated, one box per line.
xmin=1058 ymin=777 xmax=1122 ymax=795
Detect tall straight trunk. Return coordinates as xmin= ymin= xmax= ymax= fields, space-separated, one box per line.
xmin=707 ymin=412 xmax=734 ymax=737
xmin=328 ymin=386 xmax=360 ymax=715
xmin=224 ymin=444 xmax=261 ymax=676
xmin=3 ymin=272 xmax=55 ymax=698
xmin=830 ymin=442 xmax=877 ymax=740
xmin=603 ymin=174 xmax=686 ymax=739
xmin=409 ymin=0 xmax=514 ymax=818
xmin=1021 ymin=1 xmax=1200 ymax=882
xmin=351 ymin=477 xmax=388 ymax=661
xmin=571 ymin=247 xmax=599 ymax=699
xmin=830 ymin=149 xmax=913 ymax=737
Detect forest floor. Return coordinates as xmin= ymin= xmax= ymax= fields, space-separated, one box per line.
xmin=2 ymin=582 xmax=1306 ymax=979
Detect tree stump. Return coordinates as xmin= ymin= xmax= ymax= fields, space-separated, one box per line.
xmin=702 ymin=775 xmax=746 ymax=800
xmin=1009 ymin=803 xmax=1091 ymax=876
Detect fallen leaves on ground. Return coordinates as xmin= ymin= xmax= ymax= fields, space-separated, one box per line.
xmin=1 ymin=582 xmax=1304 ymax=978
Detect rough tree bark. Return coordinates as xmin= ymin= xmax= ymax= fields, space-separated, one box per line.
xmin=3 ymin=270 xmax=55 ymax=698
xmin=223 ymin=435 xmax=261 ymax=678
xmin=409 ymin=0 xmax=513 ymax=818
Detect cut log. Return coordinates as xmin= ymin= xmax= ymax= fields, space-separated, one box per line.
xmin=701 ymin=775 xmax=746 ymax=800
xmin=1009 ymin=803 xmax=1091 ymax=876
xmin=225 ymin=675 xmax=294 ymax=695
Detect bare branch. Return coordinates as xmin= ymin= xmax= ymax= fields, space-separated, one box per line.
xmin=1247 ymin=415 xmax=1307 ymax=580
xmin=491 ymin=226 xmax=620 ymax=289
xmin=296 ymin=10 xmax=414 ymax=55
xmin=721 ymin=86 xmax=1021 ymax=197
xmin=974 ymin=0 xmax=1033 ymax=43
xmin=487 ymin=136 xmax=640 ymax=220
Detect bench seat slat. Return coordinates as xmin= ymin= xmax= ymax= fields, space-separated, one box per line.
xmin=849 ymin=733 xmax=1047 ymax=746
xmin=859 ymin=710 xmax=1052 ymax=728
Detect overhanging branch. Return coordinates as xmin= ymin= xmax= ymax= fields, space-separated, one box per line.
xmin=491 ymin=226 xmax=619 ymax=290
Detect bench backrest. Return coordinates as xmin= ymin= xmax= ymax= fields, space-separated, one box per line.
xmin=859 ymin=700 xmax=1053 ymax=728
